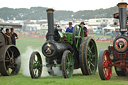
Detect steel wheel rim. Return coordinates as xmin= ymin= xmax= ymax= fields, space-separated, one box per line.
xmin=102 ymin=51 xmax=112 ymax=79
xmin=87 ymin=39 xmax=97 ymax=74
xmin=32 ymin=54 xmax=42 ymax=78
xmin=66 ymin=53 xmax=74 ymax=77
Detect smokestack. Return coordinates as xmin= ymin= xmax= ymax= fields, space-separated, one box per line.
xmin=46 ymin=9 xmax=54 ymax=41
xmin=117 ymin=2 xmax=127 ymax=34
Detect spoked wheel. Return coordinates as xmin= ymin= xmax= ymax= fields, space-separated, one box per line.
xmin=79 ymin=37 xmax=98 ymax=75
xmin=72 ymin=25 xmax=84 ymax=51
xmin=29 ymin=51 xmax=42 ymax=79
xmin=61 ymin=50 xmax=74 ymax=78
xmin=0 ymin=45 xmax=21 ymax=76
xmin=98 ymin=50 xmax=112 ymax=80
xmin=115 ymin=67 xmax=127 ymax=76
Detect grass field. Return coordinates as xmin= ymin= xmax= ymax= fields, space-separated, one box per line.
xmin=88 ymin=34 xmax=112 ymax=39
xmin=0 ymin=35 xmax=128 ymax=85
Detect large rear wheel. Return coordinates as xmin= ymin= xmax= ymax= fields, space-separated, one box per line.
xmin=79 ymin=37 xmax=98 ymax=75
xmin=98 ymin=50 xmax=112 ymax=80
xmin=0 ymin=45 xmax=21 ymax=76
xmin=29 ymin=51 xmax=42 ymax=79
xmin=61 ymin=50 xmax=74 ymax=78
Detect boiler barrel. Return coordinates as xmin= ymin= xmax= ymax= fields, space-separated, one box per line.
xmin=42 ymin=41 xmax=72 ymax=58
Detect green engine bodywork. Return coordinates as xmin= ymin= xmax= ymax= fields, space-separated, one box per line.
xmin=60 ymin=32 xmax=73 ymax=44
xmin=58 ymin=25 xmax=84 ymax=46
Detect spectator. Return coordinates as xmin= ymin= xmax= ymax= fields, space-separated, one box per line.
xmin=66 ymin=22 xmax=74 ymax=33
xmin=80 ymin=22 xmax=88 ymax=37
xmin=0 ymin=28 xmax=3 ymax=32
xmin=5 ymin=28 xmax=11 ymax=44
xmin=10 ymin=28 xmax=19 ymax=45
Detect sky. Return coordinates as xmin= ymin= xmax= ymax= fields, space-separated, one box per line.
xmin=0 ymin=0 xmax=127 ymax=12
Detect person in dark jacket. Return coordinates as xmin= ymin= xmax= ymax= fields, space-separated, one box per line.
xmin=80 ymin=22 xmax=88 ymax=37
xmin=10 ymin=28 xmax=19 ymax=45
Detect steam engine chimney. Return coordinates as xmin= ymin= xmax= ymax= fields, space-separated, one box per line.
xmin=117 ymin=2 xmax=127 ymax=34
xmin=46 ymin=9 xmax=54 ymax=41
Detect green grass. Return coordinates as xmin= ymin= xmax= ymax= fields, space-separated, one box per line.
xmin=17 ymin=36 xmax=45 ymax=53
xmin=1 ymin=72 xmax=128 ymax=85
xmin=88 ymin=34 xmax=112 ymax=39
xmin=0 ymin=35 xmax=128 ymax=85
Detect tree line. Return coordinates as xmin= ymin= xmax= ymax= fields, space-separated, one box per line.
xmin=0 ymin=6 xmax=118 ymax=21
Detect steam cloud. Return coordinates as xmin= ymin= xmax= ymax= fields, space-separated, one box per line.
xmin=21 ymin=47 xmax=38 ymax=76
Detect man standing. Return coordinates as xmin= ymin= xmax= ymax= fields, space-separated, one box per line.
xmin=10 ymin=28 xmax=19 ymax=45
xmin=66 ymin=22 xmax=74 ymax=33
xmin=5 ymin=28 xmax=11 ymax=44
xmin=80 ymin=22 xmax=88 ymax=37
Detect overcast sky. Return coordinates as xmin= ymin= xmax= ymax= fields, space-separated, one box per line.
xmin=0 ymin=0 xmax=127 ymax=12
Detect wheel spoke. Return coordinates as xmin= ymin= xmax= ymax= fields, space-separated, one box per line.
xmin=76 ymin=39 xmax=80 ymax=48
xmin=103 ymin=61 xmax=108 ymax=68
xmin=35 ymin=56 xmax=37 ymax=61
xmin=103 ymin=68 xmax=106 ymax=76
xmin=87 ymin=53 xmax=90 ymax=56
xmin=5 ymin=59 xmax=10 ymax=62
xmin=90 ymin=45 xmax=94 ymax=50
xmin=76 ymin=28 xmax=79 ymax=35
xmin=88 ymin=63 xmax=92 ymax=72
xmin=38 ymin=69 xmax=40 ymax=76
xmin=11 ymin=51 xmax=14 ymax=58
xmin=88 ymin=47 xmax=92 ymax=55
xmin=103 ymin=56 xmax=109 ymax=68
xmin=66 ymin=61 xmax=70 ymax=69
xmin=92 ymin=54 xmax=95 ymax=58
xmin=34 ymin=69 xmax=37 ymax=74
xmin=37 ymin=55 xmax=40 ymax=61
xmin=90 ymin=62 xmax=95 ymax=67
xmin=6 ymin=51 xmax=11 ymax=58
xmin=8 ymin=48 xmax=13 ymax=57
xmin=87 ymin=57 xmax=91 ymax=62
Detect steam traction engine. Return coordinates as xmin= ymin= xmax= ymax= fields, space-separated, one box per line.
xmin=29 ymin=9 xmax=98 ymax=78
xmin=0 ymin=23 xmax=21 ymax=76
xmin=98 ymin=2 xmax=128 ymax=80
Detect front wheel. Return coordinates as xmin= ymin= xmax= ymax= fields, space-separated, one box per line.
xmin=29 ymin=51 xmax=42 ymax=79
xmin=98 ymin=50 xmax=112 ymax=80
xmin=61 ymin=50 xmax=74 ymax=78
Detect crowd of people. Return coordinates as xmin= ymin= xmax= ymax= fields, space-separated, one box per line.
xmin=4 ymin=28 xmax=18 ymax=45
xmin=66 ymin=22 xmax=88 ymax=37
